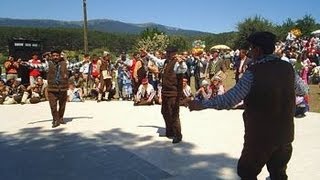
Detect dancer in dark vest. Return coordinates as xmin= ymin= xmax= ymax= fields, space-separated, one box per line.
xmin=23 ymin=50 xmax=83 ymax=128
xmin=189 ymin=32 xmax=307 ymax=179
xmin=146 ymin=47 xmax=187 ymax=144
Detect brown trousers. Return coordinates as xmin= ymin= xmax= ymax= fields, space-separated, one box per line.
xmin=99 ymin=78 xmax=112 ymax=93
xmin=237 ymin=142 xmax=292 ymax=180
xmin=48 ymin=91 xmax=68 ymax=123
xmin=161 ymin=96 xmax=182 ymax=138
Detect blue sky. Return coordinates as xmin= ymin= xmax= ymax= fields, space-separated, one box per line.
xmin=0 ymin=0 xmax=319 ymax=33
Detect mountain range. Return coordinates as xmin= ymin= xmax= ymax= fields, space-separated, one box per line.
xmin=0 ymin=18 xmax=212 ymax=36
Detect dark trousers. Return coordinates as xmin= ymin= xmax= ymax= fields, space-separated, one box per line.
xmin=161 ymin=96 xmax=182 ymax=138
xmin=99 ymin=78 xmax=112 ymax=93
xmin=237 ymin=142 xmax=292 ymax=180
xmin=48 ymin=91 xmax=68 ymax=123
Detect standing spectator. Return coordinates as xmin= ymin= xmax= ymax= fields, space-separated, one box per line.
xmin=148 ymin=47 xmax=187 ymax=144
xmin=181 ymin=52 xmax=193 ymax=85
xmin=208 ymin=50 xmax=227 ymax=80
xmin=3 ymin=56 xmax=19 ymax=80
xmin=133 ymin=54 xmax=147 ymax=97
xmin=79 ymin=54 xmax=91 ymax=97
xmin=90 ymin=55 xmax=100 ymax=80
xmin=147 ymin=51 xmax=161 ymax=91
xmin=189 ymin=32 xmax=301 ymax=179
xmin=116 ymin=53 xmax=133 ymax=100
xmin=234 ymin=49 xmax=250 ymax=83
xmin=122 ymin=66 xmax=133 ymax=100
xmin=193 ymin=53 xmax=208 ymax=91
xmin=28 ymin=53 xmax=42 ymax=86
xmin=97 ymin=52 xmax=113 ymax=102
xmin=41 ymin=52 xmax=51 ymax=79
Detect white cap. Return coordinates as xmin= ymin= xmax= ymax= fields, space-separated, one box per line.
xmin=201 ymin=80 xmax=209 ymax=86
xmin=103 ymin=51 xmax=110 ymax=56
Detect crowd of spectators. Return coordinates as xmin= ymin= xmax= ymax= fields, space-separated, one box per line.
xmin=1 ymin=32 xmax=318 ymax=117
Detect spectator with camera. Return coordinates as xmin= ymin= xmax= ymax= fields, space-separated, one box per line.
xmin=3 ymin=56 xmax=20 ymax=81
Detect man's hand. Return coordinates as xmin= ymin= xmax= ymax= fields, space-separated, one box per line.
xmin=188 ymin=100 xmax=205 ymax=111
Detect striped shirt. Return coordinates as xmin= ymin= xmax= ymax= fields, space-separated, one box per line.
xmin=148 ymin=53 xmax=188 ymax=74
xmin=24 ymin=60 xmax=83 ymax=71
xmin=199 ymin=54 xmax=308 ymax=110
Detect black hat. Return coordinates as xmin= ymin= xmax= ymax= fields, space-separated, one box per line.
xmin=165 ymin=45 xmax=178 ymax=53
xmin=247 ymin=31 xmax=276 ymax=54
xmin=50 ymin=49 xmax=61 ymax=54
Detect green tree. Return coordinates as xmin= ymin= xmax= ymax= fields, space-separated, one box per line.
xmin=135 ymin=28 xmax=169 ymax=52
xmin=168 ymin=36 xmax=189 ymax=52
xmin=276 ymin=18 xmax=296 ymax=40
xmin=139 ymin=28 xmax=163 ymax=40
xmin=296 ymin=15 xmax=318 ymax=36
xmin=235 ymin=16 xmax=276 ymax=49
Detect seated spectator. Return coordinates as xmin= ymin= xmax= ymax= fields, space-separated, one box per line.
xmin=107 ymin=81 xmax=116 ymax=101
xmin=21 ymin=85 xmax=41 ymax=104
xmin=180 ymin=78 xmax=193 ymax=106
xmin=194 ymin=80 xmax=212 ymax=101
xmin=134 ymin=78 xmax=156 ymax=106
xmin=90 ymin=78 xmax=100 ymax=100
xmin=0 ymin=79 xmax=9 ymax=104
xmin=36 ymin=76 xmax=48 ymax=101
xmin=210 ymin=76 xmax=225 ymax=97
xmin=3 ymin=78 xmax=26 ymax=104
xmin=69 ymin=72 xmax=85 ymax=93
xmin=154 ymin=82 xmax=162 ymax=105
xmin=295 ymin=95 xmax=309 ymax=118
xmin=67 ymin=82 xmax=83 ymax=102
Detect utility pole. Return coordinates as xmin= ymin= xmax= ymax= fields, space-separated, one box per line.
xmin=83 ymin=0 xmax=88 ymax=54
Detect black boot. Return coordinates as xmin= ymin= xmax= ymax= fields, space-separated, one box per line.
xmin=172 ymin=136 xmax=182 ymax=144
xmin=52 ymin=121 xmax=60 ymax=128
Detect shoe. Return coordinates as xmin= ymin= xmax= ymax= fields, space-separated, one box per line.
xmin=159 ymin=134 xmax=174 ymax=139
xmin=52 ymin=121 xmax=60 ymax=128
xmin=59 ymin=119 xmax=66 ymax=124
xmin=295 ymin=114 xmax=306 ymax=118
xmin=172 ymin=137 xmax=182 ymax=144
xmin=97 ymin=100 xmax=101 ymax=103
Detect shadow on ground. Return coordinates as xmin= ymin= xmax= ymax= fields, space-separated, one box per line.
xmin=28 ymin=116 xmax=93 ymax=124
xmin=0 ymin=127 xmax=238 ymax=180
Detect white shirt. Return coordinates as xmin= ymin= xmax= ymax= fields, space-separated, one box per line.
xmin=136 ymin=83 xmax=155 ymax=101
xmin=148 ymin=53 xmax=187 ymax=74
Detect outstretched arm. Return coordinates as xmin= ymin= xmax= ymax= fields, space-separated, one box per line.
xmin=189 ymin=70 xmax=254 ymax=111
